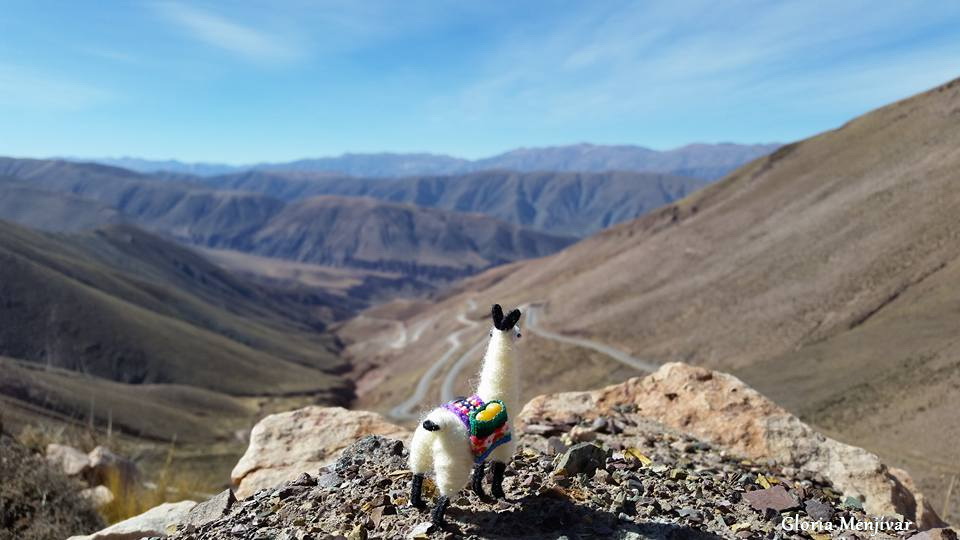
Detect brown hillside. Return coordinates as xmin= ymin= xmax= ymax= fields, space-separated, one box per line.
xmin=245 ymin=196 xmax=575 ymax=280
xmin=340 ymin=77 xmax=960 ymax=522
xmin=0 ymin=220 xmax=352 ymax=443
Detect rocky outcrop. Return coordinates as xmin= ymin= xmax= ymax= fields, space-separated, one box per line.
xmin=168 ymin=426 xmax=952 ymax=539
xmin=67 ymin=500 xmax=196 ymax=540
xmin=518 ymin=362 xmax=946 ymax=529
xmin=231 ymin=406 xmax=410 ymax=498
xmin=116 ymin=362 xmax=949 ymax=539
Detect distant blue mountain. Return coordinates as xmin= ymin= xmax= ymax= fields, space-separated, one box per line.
xmin=73 ymin=142 xmax=779 ymax=181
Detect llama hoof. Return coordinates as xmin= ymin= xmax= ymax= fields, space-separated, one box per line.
xmin=430 ymin=495 xmax=450 ymax=526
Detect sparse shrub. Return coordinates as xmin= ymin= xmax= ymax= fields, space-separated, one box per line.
xmin=17 ymin=423 xmax=102 ymax=455
xmin=13 ymin=423 xmax=204 ymax=526
xmin=0 ymin=432 xmax=104 ymax=540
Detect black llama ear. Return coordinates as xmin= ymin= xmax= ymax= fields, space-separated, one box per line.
xmin=502 ymin=308 xmax=522 ymax=330
xmin=491 ymin=304 xmax=504 ymax=330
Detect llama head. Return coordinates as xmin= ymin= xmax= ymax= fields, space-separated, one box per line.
xmin=419 ymin=407 xmax=467 ymax=435
xmin=490 ymin=303 xmax=522 ymax=342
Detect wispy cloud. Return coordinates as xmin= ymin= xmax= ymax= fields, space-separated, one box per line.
xmin=154 ymin=2 xmax=298 ymax=63
xmin=81 ymin=46 xmax=138 ymax=64
xmin=0 ymin=65 xmax=114 ymax=110
xmin=438 ymin=1 xmax=960 ymax=129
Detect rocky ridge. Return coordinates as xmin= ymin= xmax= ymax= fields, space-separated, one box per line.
xmin=75 ymin=363 xmax=952 ymax=539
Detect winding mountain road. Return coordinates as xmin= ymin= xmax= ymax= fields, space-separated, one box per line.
xmin=390 ymin=300 xmax=657 ymax=421
xmin=388 ymin=299 xmax=479 ymax=420
xmin=524 ymin=305 xmax=659 ymax=372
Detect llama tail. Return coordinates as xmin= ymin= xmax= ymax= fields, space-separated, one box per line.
xmin=408 ymin=425 xmax=436 ymax=474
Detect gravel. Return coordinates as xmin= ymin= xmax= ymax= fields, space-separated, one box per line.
xmin=167 ymin=415 xmax=934 ymax=540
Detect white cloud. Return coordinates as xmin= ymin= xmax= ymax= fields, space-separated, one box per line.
xmin=154 ymin=2 xmax=298 ymax=63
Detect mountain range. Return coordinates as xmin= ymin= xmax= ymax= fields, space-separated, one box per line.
xmin=0 ymin=159 xmax=575 ymax=284
xmin=200 ymin=169 xmax=707 ymax=237
xmin=340 ymin=77 xmax=960 ymax=514
xmin=77 ymin=142 xmax=779 ymax=180
xmin=0 ymin=159 xmax=712 ymax=294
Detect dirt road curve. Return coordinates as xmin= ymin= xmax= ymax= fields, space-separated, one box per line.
xmin=524 ymin=305 xmax=659 ymax=373
xmin=390 ymin=301 xmax=656 ymax=421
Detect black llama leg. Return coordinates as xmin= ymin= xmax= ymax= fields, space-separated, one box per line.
xmin=491 ymin=461 xmax=506 ymax=499
xmin=431 ymin=495 xmax=450 ymax=526
xmin=410 ymin=473 xmax=426 ymax=509
xmin=471 ymin=462 xmax=487 ymax=498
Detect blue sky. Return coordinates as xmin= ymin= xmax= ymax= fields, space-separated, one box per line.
xmin=1 ymin=1 xmax=958 ymax=163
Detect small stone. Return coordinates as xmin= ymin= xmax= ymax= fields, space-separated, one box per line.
xmin=79 ymin=485 xmax=114 ymax=508
xmin=588 ymin=417 xmax=608 ymax=433
xmin=182 ymin=489 xmax=237 ymax=529
xmin=624 ymin=448 xmax=653 ymax=467
xmin=910 ymin=529 xmax=959 ymax=540
xmin=523 ymin=423 xmax=561 ymax=436
xmin=277 ymin=485 xmax=307 ymax=499
xmin=347 ymin=523 xmax=367 ymax=540
xmin=546 ymin=437 xmax=568 ymax=455
xmin=45 ymin=444 xmax=91 ymax=477
xmin=678 ymin=507 xmax=702 ymax=522
xmin=569 ymin=426 xmax=597 ymax=442
xmin=742 ymin=485 xmax=799 ymax=512
xmin=594 ymin=468 xmax=610 ymax=484
xmin=317 ymin=472 xmax=343 ymax=488
xmin=804 ymin=499 xmax=834 ymax=521
xmin=409 ymin=521 xmax=435 ymax=538
xmin=369 ymin=505 xmax=396 ymax=528
xmin=292 ymin=472 xmax=316 ymax=486
xmin=555 ymin=443 xmax=607 ymax=477
xmin=842 ymin=496 xmax=864 ymax=510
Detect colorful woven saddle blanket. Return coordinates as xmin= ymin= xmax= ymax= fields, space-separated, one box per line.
xmin=443 ymin=395 xmax=512 ymax=463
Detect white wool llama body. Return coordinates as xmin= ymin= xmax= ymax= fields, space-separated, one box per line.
xmin=408 ymin=304 xmax=522 ymax=525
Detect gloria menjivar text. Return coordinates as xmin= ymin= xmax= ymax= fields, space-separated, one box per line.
xmin=780 ymin=514 xmax=914 ymax=535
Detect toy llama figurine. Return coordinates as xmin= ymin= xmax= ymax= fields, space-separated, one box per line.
xmin=409 ymin=303 xmax=522 ymax=525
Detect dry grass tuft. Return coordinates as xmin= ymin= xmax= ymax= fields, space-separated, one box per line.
xmin=98 ymin=437 xmax=204 ymax=524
